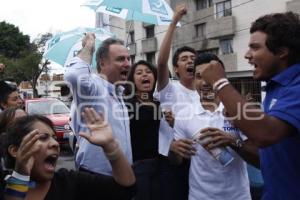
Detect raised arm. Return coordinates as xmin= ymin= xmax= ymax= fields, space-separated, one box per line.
xmin=157 ymin=4 xmax=187 ymax=91
xmin=79 ymin=108 xmax=135 ymax=186
xmin=199 ymin=61 xmax=295 ymax=147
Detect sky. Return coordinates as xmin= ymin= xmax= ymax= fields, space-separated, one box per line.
xmin=0 ymin=0 xmax=96 ymax=73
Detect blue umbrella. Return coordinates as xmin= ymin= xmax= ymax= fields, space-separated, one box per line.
xmin=44 ymin=27 xmax=114 ymax=67
xmin=99 ymin=0 xmax=175 ymax=18
xmin=82 ymin=0 xmax=178 ymax=26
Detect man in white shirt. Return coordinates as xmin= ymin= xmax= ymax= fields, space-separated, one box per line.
xmin=174 ymin=53 xmax=258 ymax=200
xmin=65 ymin=34 xmax=132 ymax=175
xmin=153 ymin=4 xmax=198 ymax=200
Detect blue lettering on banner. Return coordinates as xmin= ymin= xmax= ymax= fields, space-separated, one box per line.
xmin=106 ymin=7 xmax=122 ymax=14
xmin=148 ymin=0 xmax=168 ymax=16
xmin=160 ymin=16 xmax=172 ymax=22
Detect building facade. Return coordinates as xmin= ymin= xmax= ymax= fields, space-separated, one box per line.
xmin=100 ymin=0 xmax=300 ymax=101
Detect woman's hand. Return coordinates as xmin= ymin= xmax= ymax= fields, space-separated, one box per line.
xmin=79 ymin=107 xmax=114 ymax=148
xmin=14 ymin=130 xmax=41 ymax=176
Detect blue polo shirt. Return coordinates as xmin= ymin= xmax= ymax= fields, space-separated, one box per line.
xmin=261 ymin=63 xmax=300 ymax=200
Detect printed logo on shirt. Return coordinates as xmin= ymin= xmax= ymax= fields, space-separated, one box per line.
xmin=223 ymin=119 xmax=240 ymax=137
xmin=269 ymin=98 xmax=277 ymax=110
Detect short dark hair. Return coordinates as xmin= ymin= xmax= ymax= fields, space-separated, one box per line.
xmin=0 ymin=81 xmax=18 ymax=109
xmin=194 ymin=52 xmax=225 ymax=73
xmin=2 ymin=115 xmax=55 ymax=169
xmin=172 ymin=46 xmax=197 ymax=67
xmin=250 ymin=12 xmax=300 ymax=66
xmin=0 ymin=108 xmax=24 ymax=134
xmin=95 ymin=38 xmax=124 ymax=72
xmin=124 ymin=60 xmax=157 ymax=97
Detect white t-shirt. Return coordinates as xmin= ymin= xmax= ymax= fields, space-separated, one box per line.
xmin=154 ymin=80 xmax=199 ymax=156
xmin=174 ymin=101 xmax=251 ymax=200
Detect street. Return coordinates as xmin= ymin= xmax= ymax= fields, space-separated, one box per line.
xmin=56 ymin=146 xmax=75 ymax=171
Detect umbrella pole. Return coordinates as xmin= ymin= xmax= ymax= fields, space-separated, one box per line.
xmin=126 ymin=11 xmax=135 ymax=47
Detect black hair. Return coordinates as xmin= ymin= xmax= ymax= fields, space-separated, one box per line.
xmin=95 ymin=38 xmax=124 ymax=73
xmin=0 ymin=81 xmax=18 ymax=109
xmin=2 ymin=115 xmax=55 ymax=169
xmin=0 ymin=108 xmax=25 ymax=134
xmin=194 ymin=52 xmax=225 ymax=72
xmin=172 ymin=46 xmax=197 ymax=67
xmin=250 ymin=12 xmax=300 ymax=66
xmin=124 ymin=60 xmax=157 ymax=97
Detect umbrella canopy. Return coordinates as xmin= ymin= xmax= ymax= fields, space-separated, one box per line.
xmin=99 ymin=0 xmax=174 ymax=18
xmin=82 ymin=0 xmax=178 ymax=26
xmin=44 ymin=27 xmax=114 ymax=67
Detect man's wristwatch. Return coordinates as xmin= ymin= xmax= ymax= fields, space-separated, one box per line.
xmin=235 ymin=138 xmax=243 ymax=149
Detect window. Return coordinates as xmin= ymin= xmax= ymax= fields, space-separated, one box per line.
xmin=195 ymin=23 xmax=206 ymax=38
xmin=197 ymin=48 xmax=219 ymax=55
xmin=145 ymin=25 xmax=155 ymax=38
xmin=146 ymin=52 xmax=156 ymax=64
xmin=195 ymin=0 xmax=213 ymax=10
xmin=216 ymin=0 xmax=232 ymax=18
xmin=229 ymin=77 xmax=262 ymax=102
xmin=220 ymin=38 xmax=233 ymax=54
xmin=128 ymin=31 xmax=135 ymax=44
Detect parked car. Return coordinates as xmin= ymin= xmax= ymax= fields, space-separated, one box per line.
xmin=25 ymin=98 xmax=72 ymax=145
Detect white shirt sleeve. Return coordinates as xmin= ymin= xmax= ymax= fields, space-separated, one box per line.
xmin=153 ymin=81 xmax=175 ymax=103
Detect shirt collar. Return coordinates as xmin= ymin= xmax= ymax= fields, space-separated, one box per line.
xmin=194 ymin=101 xmax=224 ymax=115
xmin=270 ymin=63 xmax=300 ymax=86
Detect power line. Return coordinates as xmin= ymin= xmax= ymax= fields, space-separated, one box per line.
xmin=130 ymin=0 xmax=255 ymax=43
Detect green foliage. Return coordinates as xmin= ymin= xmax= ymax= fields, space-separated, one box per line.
xmin=0 ymin=21 xmax=31 ymax=58
xmin=0 ymin=21 xmax=52 ymax=97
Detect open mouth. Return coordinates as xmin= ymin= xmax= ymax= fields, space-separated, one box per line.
xmin=186 ymin=67 xmax=194 ymax=73
xmin=142 ymin=79 xmax=150 ymax=84
xmin=44 ymin=154 xmax=58 ymax=172
xmin=120 ymin=71 xmax=128 ymax=79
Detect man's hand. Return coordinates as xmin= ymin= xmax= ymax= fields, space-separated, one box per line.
xmin=163 ymin=110 xmax=175 ymax=128
xmin=170 ymin=139 xmax=196 ymax=159
xmin=198 ymin=127 xmax=236 ymax=150
xmin=78 ymin=33 xmax=96 ymax=64
xmin=199 ymin=61 xmax=226 ymax=86
xmin=81 ymin=33 xmax=96 ymax=54
xmin=173 ymin=4 xmax=187 ymax=24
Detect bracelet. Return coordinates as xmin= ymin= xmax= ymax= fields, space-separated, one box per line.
xmin=235 ymin=138 xmax=243 ymax=149
xmin=104 ymin=141 xmax=121 ymax=161
xmin=4 ymin=172 xmax=30 ymax=198
xmin=213 ymin=78 xmax=228 ymax=91
xmin=12 ymin=171 xmax=30 ymax=181
xmin=216 ymin=81 xmax=229 ymax=93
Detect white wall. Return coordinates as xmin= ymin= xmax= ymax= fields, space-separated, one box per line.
xmin=233 ymin=0 xmax=289 ymax=72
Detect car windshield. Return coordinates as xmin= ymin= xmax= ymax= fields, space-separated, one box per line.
xmin=27 ymin=99 xmax=70 ymax=115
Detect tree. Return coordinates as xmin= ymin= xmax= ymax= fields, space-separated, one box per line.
xmin=0 ymin=21 xmax=31 ymax=58
xmin=0 ymin=21 xmax=53 ymax=97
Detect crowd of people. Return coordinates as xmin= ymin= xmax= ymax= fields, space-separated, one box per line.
xmin=0 ymin=3 xmax=300 ymax=200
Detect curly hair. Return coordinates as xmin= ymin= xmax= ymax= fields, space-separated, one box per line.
xmin=172 ymin=46 xmax=197 ymax=67
xmin=250 ymin=12 xmax=300 ymax=66
xmin=194 ymin=52 xmax=225 ymax=72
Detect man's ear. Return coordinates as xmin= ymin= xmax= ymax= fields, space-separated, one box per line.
xmin=278 ymin=47 xmax=289 ymax=59
xmin=8 ymin=145 xmax=18 ymax=158
xmin=0 ymin=102 xmax=7 ymax=110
